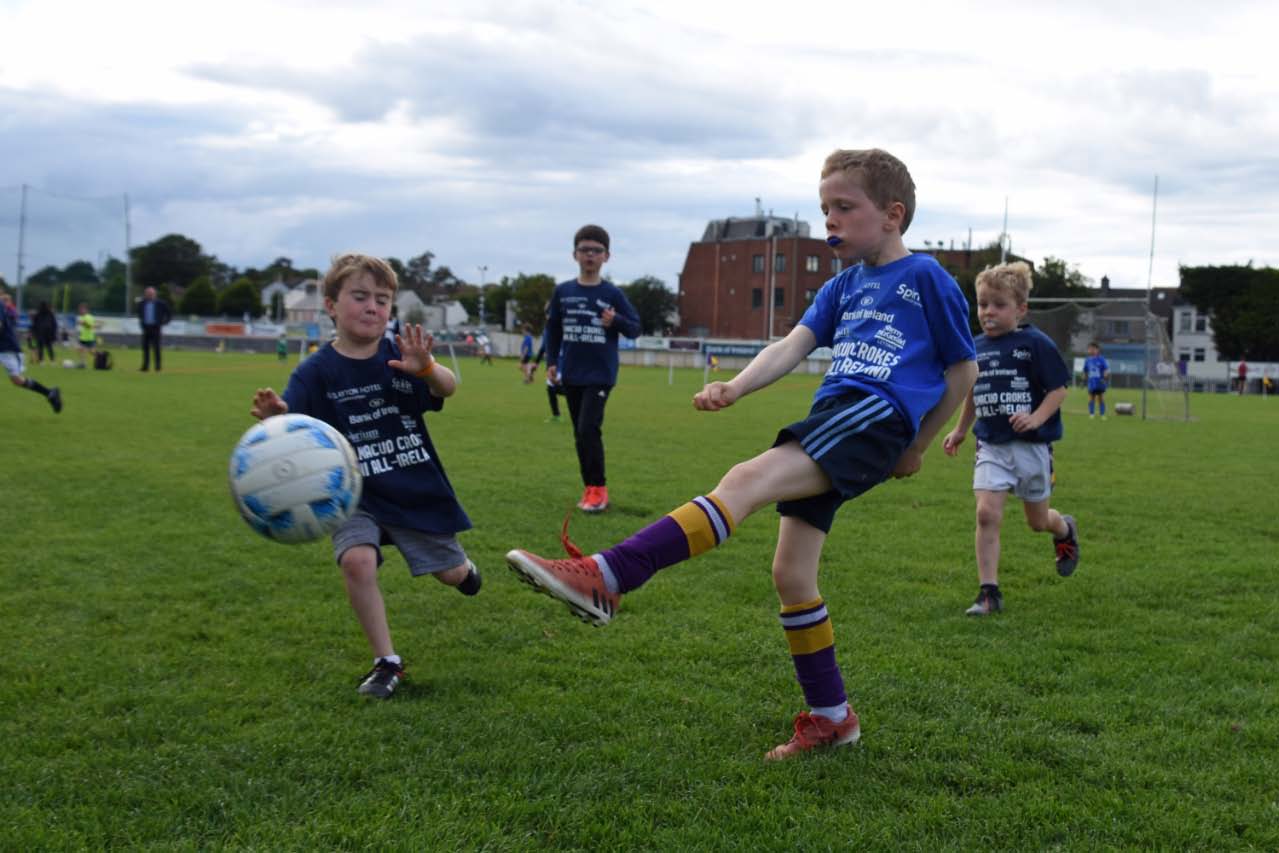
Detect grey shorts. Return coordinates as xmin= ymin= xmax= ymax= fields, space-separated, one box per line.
xmin=0 ymin=352 xmax=24 ymax=378
xmin=973 ymin=440 xmax=1053 ymax=502
xmin=332 ymin=510 xmax=468 ymax=576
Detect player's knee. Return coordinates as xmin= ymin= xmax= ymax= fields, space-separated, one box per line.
xmin=975 ymin=504 xmax=1003 ymax=529
xmin=434 ymin=562 xmax=469 ymax=585
xmin=339 ymin=546 xmax=378 ymax=581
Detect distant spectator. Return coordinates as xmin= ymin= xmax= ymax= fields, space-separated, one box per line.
xmin=137 ymin=286 xmax=173 ymax=372
xmin=1237 ymin=359 xmax=1248 ymax=395
xmin=32 ymin=301 xmax=57 ymax=364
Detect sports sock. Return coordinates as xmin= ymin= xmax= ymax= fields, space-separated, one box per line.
xmin=24 ymin=378 xmax=50 ymax=396
xmin=1088 ymin=400 xmax=1095 ymax=415
xmin=596 ymin=495 xmax=735 ymax=593
xmin=376 ymin=654 xmax=402 ymax=667
xmin=780 ymin=597 xmax=847 ymax=712
xmin=810 ymin=703 xmax=849 ymax=723
xmin=1099 ymin=401 xmax=1106 ymax=416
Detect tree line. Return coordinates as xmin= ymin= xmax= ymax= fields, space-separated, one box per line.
xmin=0 ymin=233 xmax=680 ymax=336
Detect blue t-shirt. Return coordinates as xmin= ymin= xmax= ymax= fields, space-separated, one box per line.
xmin=800 ymin=253 xmax=976 ymax=439
xmin=1084 ymin=355 xmax=1109 ymax=389
xmin=972 ymin=325 xmax=1070 ymax=445
xmin=545 ymin=280 xmax=641 ymax=387
xmin=520 ymin=333 xmax=534 ymax=359
xmin=282 ymin=339 xmax=471 ymax=535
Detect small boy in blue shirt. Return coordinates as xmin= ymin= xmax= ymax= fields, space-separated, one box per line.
xmin=1083 ymin=341 xmax=1109 ymax=418
xmin=508 ymin=149 xmax=977 ymax=759
xmin=250 ymin=253 xmax=479 ymax=700
xmin=544 ymin=225 xmax=641 ymax=513
xmin=519 ymin=324 xmax=535 ymax=383
xmin=943 ymin=261 xmax=1079 ymax=616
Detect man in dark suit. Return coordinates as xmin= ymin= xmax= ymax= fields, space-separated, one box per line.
xmin=137 ymin=287 xmax=172 ymax=371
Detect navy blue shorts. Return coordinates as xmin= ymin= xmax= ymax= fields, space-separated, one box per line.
xmin=774 ymin=390 xmax=911 ymax=533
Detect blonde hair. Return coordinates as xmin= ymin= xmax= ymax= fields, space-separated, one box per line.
xmin=321 ymin=253 xmax=398 ymax=302
xmin=821 ymin=148 xmax=917 ymax=234
xmin=975 ymin=261 xmax=1034 ymax=305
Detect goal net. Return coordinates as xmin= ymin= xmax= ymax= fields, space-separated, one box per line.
xmin=1026 ymin=298 xmax=1191 ymax=421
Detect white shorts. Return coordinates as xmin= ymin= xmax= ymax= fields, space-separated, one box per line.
xmin=0 ymin=352 xmax=24 ymax=378
xmin=973 ymin=440 xmax=1053 ymax=502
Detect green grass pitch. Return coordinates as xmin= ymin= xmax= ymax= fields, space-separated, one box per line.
xmin=2 ymin=349 xmax=1275 ymax=850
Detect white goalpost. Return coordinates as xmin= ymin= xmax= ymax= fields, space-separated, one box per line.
xmin=1026 ymin=296 xmax=1191 ymax=422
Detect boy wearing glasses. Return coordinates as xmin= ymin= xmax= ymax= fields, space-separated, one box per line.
xmin=544 ymin=225 xmax=641 ymax=513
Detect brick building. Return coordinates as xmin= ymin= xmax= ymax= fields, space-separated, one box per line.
xmin=676 ymin=214 xmax=841 ymax=339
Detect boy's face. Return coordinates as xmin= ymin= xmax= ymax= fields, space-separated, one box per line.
xmin=975 ymin=284 xmax=1025 ymax=338
xmin=326 ymin=271 xmax=393 ymax=345
xmin=819 ymin=170 xmax=902 ymax=262
xmin=1087 ymin=345 xmax=1099 ymax=356
xmin=573 ymin=239 xmax=609 ymax=276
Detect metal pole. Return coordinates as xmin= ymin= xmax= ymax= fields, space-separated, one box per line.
xmin=477 ymin=265 xmax=487 ymax=327
xmin=999 ymin=197 xmax=1008 ymax=264
xmin=15 ymin=184 xmax=27 ymax=313
xmin=124 ymin=193 xmax=132 ymax=313
xmin=1142 ymin=175 xmax=1158 ymax=421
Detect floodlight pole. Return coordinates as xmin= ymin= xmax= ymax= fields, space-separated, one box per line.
xmin=15 ymin=184 xmax=27 ymax=313
xmin=477 ymin=265 xmax=487 ymax=327
xmin=999 ymin=196 xmax=1009 ymax=264
xmin=124 ymin=193 xmax=132 ymax=313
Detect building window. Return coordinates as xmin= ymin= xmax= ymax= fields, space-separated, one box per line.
xmin=1110 ymin=320 xmax=1130 ymax=337
xmin=805 ymin=289 xmax=817 ymax=303
xmin=1178 ymin=349 xmax=1190 ymax=362
xmin=752 ymin=255 xmax=764 ymax=273
xmin=1193 ymin=348 xmax=1205 ymax=362
xmin=831 ymin=258 xmax=842 ymax=274
xmin=805 ymin=255 xmax=820 ymax=273
xmin=751 ymin=288 xmax=763 ymax=309
xmin=1194 ymin=314 xmax=1207 ymax=332
xmin=774 ymin=289 xmax=784 ymax=308
xmin=1178 ymin=311 xmax=1191 ymax=333
xmin=774 ymin=253 xmax=786 ymax=273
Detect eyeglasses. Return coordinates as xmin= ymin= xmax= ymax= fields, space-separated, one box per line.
xmin=575 ymin=246 xmax=607 ymax=256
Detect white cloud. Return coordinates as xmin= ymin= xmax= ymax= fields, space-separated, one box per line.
xmin=2 ymin=0 xmax=1278 ymax=292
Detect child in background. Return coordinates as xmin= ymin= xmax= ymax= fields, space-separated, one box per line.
xmin=943 ymin=262 xmax=1079 ymax=616
xmin=543 ymin=225 xmax=641 ymax=512
xmin=1 ymin=289 xmax=61 ymax=413
xmin=519 ymin=324 xmax=535 ymax=383
xmin=250 ymin=253 xmax=479 ymax=700
xmin=1083 ymin=341 xmax=1109 ymax=418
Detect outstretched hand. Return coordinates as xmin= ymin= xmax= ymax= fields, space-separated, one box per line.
xmin=693 ymin=381 xmax=739 ymax=412
xmin=251 ymin=388 xmax=287 ymax=420
xmin=388 ymin=323 xmax=436 ymax=375
xmin=941 ymin=429 xmax=965 ymax=457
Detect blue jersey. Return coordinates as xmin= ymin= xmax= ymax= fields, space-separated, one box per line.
xmin=545 ymin=280 xmax=640 ymax=386
xmin=972 ymin=325 xmax=1069 ymax=444
xmin=1084 ymin=355 xmax=1108 ymax=390
xmin=0 ymin=305 xmax=19 ymax=353
xmin=800 ymin=253 xmax=975 ymax=439
xmin=520 ymin=333 xmax=534 ymax=359
xmin=282 ymin=339 xmax=471 ymax=535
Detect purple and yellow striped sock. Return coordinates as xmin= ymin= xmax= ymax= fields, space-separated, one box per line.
xmin=597 ymin=495 xmax=735 ymax=593
xmin=780 ymin=597 xmax=847 ymax=711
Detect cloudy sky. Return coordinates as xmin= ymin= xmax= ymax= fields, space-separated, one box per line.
xmin=1 ymin=0 xmax=1276 ymax=294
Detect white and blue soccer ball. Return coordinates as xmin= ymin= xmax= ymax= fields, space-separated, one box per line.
xmin=229 ymin=414 xmax=362 ymax=544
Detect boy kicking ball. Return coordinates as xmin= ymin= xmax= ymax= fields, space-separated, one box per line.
xmin=507 ymin=149 xmax=977 ymax=759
